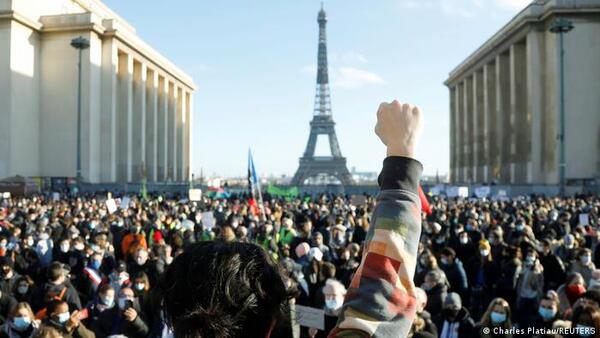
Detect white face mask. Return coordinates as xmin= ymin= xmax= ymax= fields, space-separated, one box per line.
xmin=459 ymin=237 xmax=469 ymax=245
xmin=480 ymin=249 xmax=490 ymax=257
xmin=60 ymin=243 xmax=70 ymax=253
xmin=581 ymin=255 xmax=592 ymax=265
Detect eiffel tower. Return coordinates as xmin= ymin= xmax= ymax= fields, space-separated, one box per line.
xmin=291 ymin=5 xmax=353 ymax=186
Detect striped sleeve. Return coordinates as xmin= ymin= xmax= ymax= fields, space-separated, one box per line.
xmin=328 ymin=156 xmax=423 ymax=338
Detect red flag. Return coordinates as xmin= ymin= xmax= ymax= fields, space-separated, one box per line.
xmin=248 ymin=198 xmax=259 ymax=216
xmin=419 ymin=186 xmax=432 ymax=216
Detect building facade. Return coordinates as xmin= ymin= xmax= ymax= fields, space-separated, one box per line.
xmin=445 ymin=0 xmax=600 ymax=185
xmin=0 ymin=0 xmax=195 ymax=184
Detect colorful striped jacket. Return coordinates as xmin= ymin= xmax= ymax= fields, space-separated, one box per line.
xmin=329 ymin=156 xmax=423 ymax=338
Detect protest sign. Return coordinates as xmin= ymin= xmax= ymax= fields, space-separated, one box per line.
xmin=293 ymin=305 xmax=324 ymax=330
xmin=351 ymin=195 xmax=367 ymax=207
xmin=201 ymin=211 xmax=215 ymax=230
xmin=458 ymin=187 xmax=469 ymax=198
xmin=580 ymin=213 xmax=590 ymax=226
xmin=106 ymin=199 xmax=117 ymax=214
xmin=52 ymin=192 xmax=60 ymax=201
xmin=120 ymin=196 xmax=130 ymax=209
xmin=446 ymin=187 xmax=459 ymax=198
xmin=189 ymin=189 xmax=202 ymax=201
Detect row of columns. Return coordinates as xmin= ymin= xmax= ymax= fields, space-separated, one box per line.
xmin=449 ymin=40 xmax=531 ymax=184
xmin=101 ymin=43 xmax=191 ymax=183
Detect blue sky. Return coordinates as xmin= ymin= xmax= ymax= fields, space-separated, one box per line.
xmin=103 ymin=0 xmax=531 ymax=178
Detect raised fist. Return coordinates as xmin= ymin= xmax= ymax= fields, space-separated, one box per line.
xmin=375 ymin=100 xmax=422 ymax=159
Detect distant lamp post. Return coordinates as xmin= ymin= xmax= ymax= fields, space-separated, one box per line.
xmin=549 ymin=18 xmax=573 ymax=197
xmin=70 ymin=36 xmax=90 ymax=192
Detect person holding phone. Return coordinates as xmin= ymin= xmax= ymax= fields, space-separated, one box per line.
xmin=91 ymin=287 xmax=149 ymax=338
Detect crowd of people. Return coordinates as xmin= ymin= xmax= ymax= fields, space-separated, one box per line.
xmin=0 ymin=190 xmax=599 ymax=338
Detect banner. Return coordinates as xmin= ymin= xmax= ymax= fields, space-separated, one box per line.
xmin=293 ymin=305 xmax=324 ymax=330
xmin=474 ymin=186 xmax=491 ymax=198
xmin=267 ymin=184 xmax=299 ymax=198
xmin=189 ymin=189 xmax=202 ymax=201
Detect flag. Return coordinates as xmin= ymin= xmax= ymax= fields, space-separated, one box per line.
xmin=419 ymin=185 xmax=432 ymax=216
xmin=247 ymin=149 xmax=264 ymax=216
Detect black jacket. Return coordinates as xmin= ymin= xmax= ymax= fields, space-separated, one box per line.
xmin=92 ymin=305 xmax=149 ymax=338
xmin=433 ymin=308 xmax=475 ymax=338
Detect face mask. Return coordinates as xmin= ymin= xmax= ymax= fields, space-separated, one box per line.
xmin=422 ymin=283 xmax=434 ymax=291
xmin=17 ymin=285 xmax=28 ymax=294
xmin=436 ymin=237 xmax=445 ymax=244
xmin=459 ymin=237 xmax=468 ymax=245
xmin=581 ymin=255 xmax=592 ymax=265
xmin=516 ymin=224 xmax=525 ymax=231
xmin=26 ymin=239 xmax=34 ymax=247
xmin=101 ymin=296 xmax=114 ymax=308
xmin=57 ymin=312 xmax=70 ymax=324
xmin=480 ymin=249 xmax=490 ymax=257
xmin=325 ymin=299 xmax=342 ymax=311
xmin=0 ymin=243 xmax=6 ymax=249
xmin=576 ymin=324 xmax=595 ymax=337
xmin=136 ymin=257 xmax=145 ymax=266
xmin=440 ymin=258 xmax=450 ymax=265
xmin=60 ymin=244 xmax=70 ymax=253
xmin=525 ymin=256 xmax=535 ymax=265
xmin=118 ymin=297 xmax=130 ymax=310
xmin=12 ymin=316 xmax=31 ymax=331
xmin=538 ymin=307 xmax=556 ymax=321
xmin=466 ymin=224 xmax=473 ymax=231
xmin=134 ymin=283 xmax=145 ymax=291
xmin=490 ymin=311 xmax=506 ymax=324
xmin=39 ymin=233 xmax=49 ymax=241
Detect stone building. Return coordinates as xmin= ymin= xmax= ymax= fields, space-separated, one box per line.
xmin=0 ymin=0 xmax=195 ymax=184
xmin=445 ymin=0 xmax=600 ymax=185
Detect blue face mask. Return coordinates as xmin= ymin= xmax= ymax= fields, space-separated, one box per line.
xmin=57 ymin=312 xmax=70 ymax=324
xmin=12 ymin=316 xmax=31 ymax=331
xmin=538 ymin=307 xmax=556 ymax=321
xmin=490 ymin=311 xmax=506 ymax=324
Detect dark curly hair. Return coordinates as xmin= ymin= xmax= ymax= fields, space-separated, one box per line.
xmin=161 ymin=241 xmax=288 ymax=338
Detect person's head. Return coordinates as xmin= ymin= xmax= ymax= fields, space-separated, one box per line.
xmin=579 ymin=248 xmax=593 ymax=265
xmin=576 ymin=290 xmax=600 ymax=311
xmin=15 ymin=276 xmax=34 ymax=296
xmin=134 ymin=248 xmax=148 ymax=266
xmin=132 ymin=272 xmax=150 ymax=292
xmin=98 ymin=284 xmax=115 ymax=308
xmin=312 ymin=232 xmax=323 ymax=246
xmin=47 ymin=300 xmax=70 ymax=326
xmin=10 ymin=302 xmax=35 ymax=331
xmin=0 ymin=256 xmax=14 ymax=280
xmin=321 ymin=262 xmax=336 ymax=280
xmin=161 ymin=241 xmax=287 ymax=338
xmin=571 ymin=305 xmax=600 ymax=337
xmin=538 ymin=295 xmax=559 ymax=322
xmin=442 ymin=293 xmax=462 ymax=321
xmin=483 ymin=298 xmax=511 ymax=327
xmin=118 ymin=287 xmax=135 ymax=310
xmin=221 ymin=225 xmax=236 ymax=242
xmin=295 ymin=243 xmax=310 ymax=259
xmin=89 ymin=252 xmax=103 ymax=270
xmin=479 ymin=239 xmax=491 ymax=259
xmin=414 ymin=287 xmax=428 ymax=314
xmin=440 ymin=247 xmax=456 ymax=265
xmin=322 ymin=279 xmax=346 ymax=313
xmin=423 ymin=270 xmax=443 ymax=291
xmin=47 ymin=262 xmax=65 ymax=285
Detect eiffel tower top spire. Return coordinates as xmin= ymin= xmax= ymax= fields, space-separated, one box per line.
xmin=314 ymin=3 xmax=331 ymax=115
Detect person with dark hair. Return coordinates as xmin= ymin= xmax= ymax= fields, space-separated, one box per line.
xmin=0 ymin=290 xmax=18 ymax=326
xmin=570 ymin=305 xmax=600 ymax=337
xmin=0 ymin=257 xmax=21 ymax=296
xmin=42 ymin=300 xmax=94 ymax=338
xmin=532 ymin=295 xmax=559 ymax=332
xmin=12 ymin=276 xmax=34 ymax=304
xmin=433 ymin=292 xmax=475 ymax=338
xmin=538 ymin=238 xmax=566 ymax=292
xmin=31 ymin=262 xmax=81 ymax=313
xmin=440 ymin=247 xmax=469 ymax=300
xmin=161 ymin=241 xmax=288 ymax=338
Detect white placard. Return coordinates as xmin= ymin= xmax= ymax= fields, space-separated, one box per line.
xmin=189 ymin=189 xmax=202 ymax=202
xmin=181 ymin=219 xmax=195 ymax=230
xmin=201 ymin=212 xmax=215 ymax=230
xmin=474 ymin=186 xmax=491 ymax=198
xmin=580 ymin=213 xmax=590 ymax=226
xmin=458 ymin=186 xmax=469 ymax=198
xmin=52 ymin=192 xmax=60 ymax=201
xmin=294 ymin=305 xmax=325 ymax=330
xmin=106 ymin=199 xmax=117 ymax=214
xmin=120 ymin=196 xmax=130 ymax=209
xmin=1 ymin=192 xmax=11 ymax=199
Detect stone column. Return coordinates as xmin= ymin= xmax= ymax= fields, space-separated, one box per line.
xmin=100 ymin=39 xmax=118 ymax=182
xmin=510 ymin=42 xmax=528 ymax=184
xmin=449 ymin=86 xmax=457 ymax=183
xmin=496 ymin=52 xmax=511 ymax=184
xmin=157 ymin=77 xmax=168 ymax=181
xmin=117 ymin=52 xmax=133 ymax=182
xmin=146 ymin=69 xmax=159 ymax=182
xmin=465 ymin=77 xmax=474 ymax=183
xmin=528 ymin=31 xmax=544 ymax=184
xmin=132 ymin=61 xmax=146 ymax=182
xmin=484 ymin=61 xmax=498 ymax=182
xmin=167 ymin=82 xmax=177 ymax=181
xmin=179 ymin=89 xmax=187 ymax=181
xmin=176 ymin=86 xmax=184 ymax=182
xmin=457 ymin=82 xmax=465 ymax=183
xmin=474 ymin=70 xmax=485 ymax=183
xmin=186 ymin=92 xmax=193 ymax=182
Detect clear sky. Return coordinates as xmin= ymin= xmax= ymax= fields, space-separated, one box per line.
xmin=103 ymin=0 xmax=532 ymax=179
